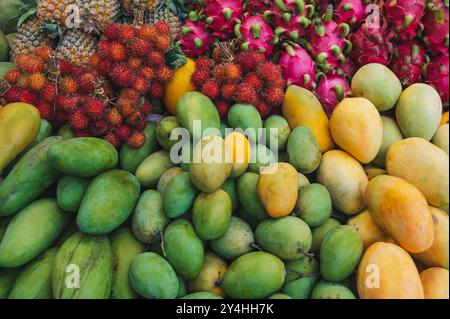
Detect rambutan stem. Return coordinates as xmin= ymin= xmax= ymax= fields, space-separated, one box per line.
xmin=0 ymin=79 xmax=11 ymax=98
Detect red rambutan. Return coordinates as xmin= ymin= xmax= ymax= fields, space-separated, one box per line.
xmin=54 ymin=110 xmax=70 ymax=126
xmin=97 ymin=59 xmax=112 ymax=76
xmin=89 ymin=120 xmax=109 ymax=136
xmin=56 ymin=94 xmax=80 ymax=112
xmin=59 ymin=60 xmax=75 ymax=77
xmin=234 ymin=84 xmax=257 ymax=105
xmin=196 ymin=58 xmax=215 ymax=70
xmin=78 ymin=72 xmax=96 ymax=93
xmin=191 ymin=69 xmax=211 ymax=88
xmin=107 ymin=108 xmax=123 ymax=126
xmin=157 ymin=66 xmax=174 ymax=83
xmin=104 ymin=132 xmax=120 ymax=148
xmin=255 ymin=99 xmax=271 ymax=119
xmin=60 ymin=77 xmax=79 ymax=95
xmin=121 ymin=88 xmax=141 ymax=103
xmin=202 ymin=80 xmax=220 ymax=100
xmin=4 ymin=69 xmax=19 ymax=85
xmin=104 ymin=24 xmax=121 ymax=40
xmin=34 ymin=102 xmax=54 ymax=121
xmin=149 ymin=82 xmax=164 ymax=99
xmin=28 ymin=73 xmax=47 ymax=91
xmin=256 ymin=62 xmax=283 ymax=84
xmin=154 ymin=21 xmax=171 ymax=36
xmin=133 ymin=75 xmax=151 ymax=93
xmin=3 ymin=87 xmax=22 ymax=102
xmin=15 ymin=55 xmax=45 ymax=73
xmin=140 ymin=66 xmax=154 ymax=79
xmin=221 ymin=83 xmax=238 ymax=101
xmin=224 ymin=63 xmax=241 ymax=82
xmin=235 ymin=52 xmax=257 ymax=72
xmin=146 ymin=51 xmax=165 ymax=66
xmin=134 ymin=117 xmax=147 ymax=131
xmin=84 ymin=98 xmax=105 ymax=118
xmin=154 ymin=36 xmax=171 ymax=52
xmin=115 ymin=124 xmax=132 ymax=141
xmin=127 ymin=131 xmax=146 ymax=148
xmin=117 ymin=97 xmax=135 ymax=116
xmin=262 ymin=87 xmax=284 ymax=106
xmin=130 ymin=38 xmax=152 ymax=57
xmin=212 ymin=65 xmax=227 ymax=83
xmin=244 ymin=73 xmax=264 ymax=91
xmin=128 ymin=58 xmax=143 ymax=70
xmin=110 ymin=42 xmax=127 ymax=62
xmin=118 ymin=25 xmax=136 ymax=42
xmin=216 ymin=100 xmax=230 ymax=119
xmin=16 ymin=74 xmax=29 ymax=89
xmin=42 ymin=84 xmax=57 ymax=103
xmin=140 ymin=99 xmax=152 ymax=115
xmin=97 ymin=39 xmax=112 ymax=58
xmin=70 ymin=109 xmax=89 ymax=130
xmin=111 ymin=63 xmax=134 ymax=87
xmin=89 ymin=54 xmax=102 ymax=70
xmin=125 ymin=110 xmax=143 ymax=127
xmin=138 ymin=25 xmax=157 ymax=41
xmin=33 ymin=46 xmax=52 ymax=62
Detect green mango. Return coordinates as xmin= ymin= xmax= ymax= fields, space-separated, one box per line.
xmin=287 ymin=126 xmax=321 ymax=174
xmin=163 ymin=219 xmax=204 ymax=280
xmin=157 ymin=167 xmax=183 ymax=193
xmin=220 ymin=179 xmax=238 ymax=213
xmin=8 ymin=248 xmax=58 ymax=299
xmin=54 ymin=219 xmax=78 ymax=247
xmin=57 ymin=175 xmax=90 ymax=213
xmin=131 ymin=190 xmax=168 ymax=244
xmin=53 ymin=233 xmax=112 ymax=299
xmin=221 ymin=252 xmax=286 ymax=299
xmin=282 ymin=255 xmax=320 ymax=299
xmin=0 ymin=268 xmax=20 ymax=299
xmin=176 ymin=92 xmax=221 ymax=140
xmin=23 ymin=119 xmax=53 ymax=153
xmin=177 ymin=276 xmax=187 ymax=298
xmin=181 ymin=292 xmax=223 ymax=299
xmin=192 ymin=190 xmax=232 ymax=240
xmin=0 ymin=62 xmax=14 ymax=79
xmin=156 ymin=116 xmax=182 ymax=151
xmin=296 ymin=183 xmax=332 ymax=227
xmin=268 ymin=293 xmax=292 ymax=299
xmin=110 ymin=228 xmax=145 ymax=299
xmin=0 ymin=199 xmax=70 ymax=268
xmin=264 ymin=115 xmax=291 ymax=152
xmin=298 ymin=173 xmax=310 ymax=189
xmin=0 ymin=137 xmax=62 ymax=216
xmin=311 ymin=280 xmax=356 ymax=299
xmin=311 ymin=218 xmax=341 ymax=253
xmin=255 ymin=216 xmax=312 ymax=261
xmin=187 ymin=252 xmax=226 ymax=295
xmin=248 ymin=144 xmax=276 ymax=173
xmin=373 ymin=116 xmax=404 ymax=168
xmin=135 ymin=150 xmax=175 ymax=187
xmin=227 ymin=104 xmax=263 ymax=143
xmin=120 ymin=123 xmax=158 ymax=173
xmin=236 ymin=173 xmax=268 ymax=222
xmin=0 ymin=29 xmax=8 ymax=62
xmin=57 ymin=125 xmax=75 ymax=139
xmin=47 ymin=137 xmax=118 ymax=178
xmin=210 ymin=217 xmax=254 ymax=260
xmin=0 ymin=216 xmax=11 ymax=241
xmin=320 ymin=226 xmax=363 ymax=282
xmin=163 ymin=172 xmax=198 ymax=218
xmin=432 ymin=123 xmax=449 ymax=155
xmin=77 ymin=170 xmax=141 ymax=235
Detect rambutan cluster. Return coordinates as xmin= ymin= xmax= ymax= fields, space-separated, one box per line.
xmin=192 ymin=50 xmax=285 ymax=119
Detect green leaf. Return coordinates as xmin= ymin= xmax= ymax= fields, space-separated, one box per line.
xmin=16 ymin=8 xmax=37 ymax=29
xmin=165 ymin=45 xmax=187 ymax=71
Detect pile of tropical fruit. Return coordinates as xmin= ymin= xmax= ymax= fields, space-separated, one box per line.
xmin=0 ymin=0 xmax=449 ymax=300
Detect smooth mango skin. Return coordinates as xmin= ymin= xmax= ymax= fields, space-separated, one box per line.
xmin=210 ymin=217 xmax=254 ymax=260
xmin=311 ymin=280 xmax=356 ymax=299
xmin=227 ymin=104 xmax=263 ymax=143
xmin=0 ymin=102 xmax=40 ymax=174
xmin=282 ymin=256 xmax=320 ymax=299
xmin=282 ymin=85 xmax=333 ymax=153
xmin=129 ymin=252 xmax=179 ymax=299
xmin=386 ymin=138 xmax=449 ymax=212
xmin=163 ymin=219 xmax=204 ymax=280
xmin=287 ymin=126 xmax=321 ymax=174
xmin=264 ymin=115 xmax=291 ymax=152
xmin=224 ymin=132 xmax=251 ymax=178
xmin=296 ymin=183 xmax=332 ymax=227
xmin=257 ymin=163 xmax=299 ymax=218
xmin=420 ymin=268 xmax=449 ymax=299
xmin=120 ymin=123 xmax=158 ymax=173
xmin=221 ymin=252 xmax=286 ymax=299
xmin=181 ymin=292 xmax=223 ymax=299
xmin=177 ymin=276 xmax=188 ymax=298
xmin=53 ymin=233 xmax=113 ymax=299
xmin=330 ymin=98 xmax=383 ymax=164
xmin=176 ymin=92 xmax=221 ymax=140
xmin=189 ymin=135 xmax=233 ymax=193
xmin=432 ymin=124 xmax=449 ymax=154
xmin=132 ymin=190 xmax=168 ymax=244
xmin=135 ymin=150 xmax=175 ymax=187
xmin=396 ymin=83 xmax=443 ymax=141
xmin=192 ymin=190 xmax=232 ymax=240
xmin=320 ymin=226 xmax=363 ymax=282
xmin=156 ymin=116 xmax=182 ymax=151
xmin=164 ymin=59 xmax=196 ymax=115
xmin=21 ymin=119 xmax=53 ymax=154
xmin=311 ymin=218 xmax=341 ymax=253
xmin=373 ymin=116 xmax=404 ymax=168
xmin=57 ymin=124 xmax=75 ymax=139
xmin=47 ymin=137 xmax=118 ymax=178
xmin=8 ymin=248 xmax=58 ymax=299
xmin=110 ymin=228 xmax=145 ymax=299
xmin=364 ymin=166 xmax=387 ymax=181
xmin=157 ymin=167 xmax=183 ymax=194
xmin=187 ymin=252 xmax=227 ymax=296
xmin=56 ymin=175 xmax=89 ymax=213
xmin=0 ymin=199 xmax=70 ymax=268
xmin=77 ymin=170 xmax=141 ymax=235
xmin=268 ymin=293 xmax=292 ymax=299
xmin=163 ymin=172 xmax=198 ymax=218
xmin=413 ymin=207 xmax=449 ymax=269
xmin=0 ymin=136 xmax=62 ymax=216
xmin=317 ymin=150 xmax=368 ymax=215
xmin=256 ymin=216 xmax=312 ymax=261
xmin=0 ymin=268 xmax=20 ymax=299
xmin=357 ymin=242 xmax=424 ymax=299
xmin=220 ymin=179 xmax=238 ymax=213
xmin=248 ymin=143 xmax=276 ymax=173
xmin=347 ymin=210 xmax=394 ymax=249
xmin=366 ymin=175 xmax=434 ymax=254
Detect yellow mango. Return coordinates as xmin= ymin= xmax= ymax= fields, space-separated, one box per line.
xmin=420 ymin=267 xmax=449 ymax=299
xmin=163 ymin=59 xmax=196 ymax=115
xmin=386 ymin=138 xmax=449 ymax=212
xmin=440 ymin=111 xmax=449 ymax=126
xmin=330 ymin=98 xmax=382 ymax=164
xmin=364 ymin=166 xmax=387 ymax=181
xmin=347 ymin=210 xmax=394 ymax=249
xmin=224 ymin=132 xmax=251 ymax=178
xmin=282 ymin=85 xmax=333 ymax=153
xmin=366 ymin=175 xmax=434 ymax=254
xmin=413 ymin=207 xmax=449 ymax=269
xmin=257 ymin=163 xmax=298 ymax=218
xmin=357 ymin=242 xmax=424 ymax=299
xmin=0 ymin=102 xmax=40 ymax=174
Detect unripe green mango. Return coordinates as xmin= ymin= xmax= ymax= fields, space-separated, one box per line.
xmin=227 ymin=104 xmax=263 ymax=143
xmin=298 ymin=173 xmax=310 ymax=189
xmin=156 ymin=116 xmax=182 ymax=151
xmin=0 ymin=268 xmax=20 ymax=299
xmin=132 ymin=190 xmax=168 ymax=244
xmin=77 ymin=170 xmax=141 ymax=235
xmin=177 ymin=276 xmax=187 ymax=298
xmin=193 ymin=190 xmax=232 ymax=240
xmin=373 ymin=117 xmax=404 ymax=168
xmin=163 ymin=172 xmax=198 ymax=218
xmin=157 ymin=167 xmax=183 ymax=194
xmin=0 ymin=137 xmax=62 ymax=216
xmin=53 ymin=233 xmax=113 ymax=299
xmin=187 ymin=252 xmax=227 ymax=296
xmin=120 ymin=123 xmax=158 ymax=173
xmin=55 ymin=219 xmax=78 ymax=247
xmin=221 ymin=252 xmax=286 ymax=299
xmin=135 ymin=150 xmax=175 ymax=187
xmin=57 ymin=175 xmax=89 ymax=213
xmin=181 ymin=292 xmax=223 ymax=299
xmin=264 ymin=115 xmax=291 ymax=152
xmin=296 ymin=183 xmax=332 ymax=227
xmin=0 ymin=199 xmax=70 ymax=268
xmin=248 ymin=144 xmax=276 ymax=173
xmin=311 ymin=280 xmax=356 ymax=299
xmin=287 ymin=126 xmax=321 ymax=174
xmin=163 ymin=219 xmax=204 ymax=280
xmin=269 ymin=293 xmax=292 ymax=299
xmin=47 ymin=137 xmax=118 ymax=178
xmin=311 ymin=218 xmax=341 ymax=253
xmin=57 ymin=125 xmax=75 ymax=139
xmin=8 ymin=247 xmax=58 ymax=299
xmin=220 ymin=179 xmax=238 ymax=213
xmin=432 ymin=123 xmax=449 ymax=154
xmin=282 ymin=255 xmax=320 ymax=299
xmin=255 ymin=216 xmax=312 ymax=261
xmin=320 ymin=226 xmax=363 ymax=282
xmin=110 ymin=228 xmax=145 ymax=299
xmin=237 ymin=173 xmax=269 ymax=222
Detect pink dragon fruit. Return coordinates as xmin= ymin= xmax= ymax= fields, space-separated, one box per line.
xmin=179 ymin=20 xmax=213 ymax=57
xmin=203 ymin=0 xmax=245 ymax=38
xmin=316 ymin=0 xmax=336 ymax=14
xmin=424 ymin=53 xmax=449 ymax=106
xmin=390 ymin=41 xmax=427 ymax=87
xmin=279 ymin=43 xmax=317 ymax=90
xmin=245 ymin=0 xmax=273 ymax=14
xmin=334 ymin=0 xmax=369 ymax=28
xmin=336 ymin=57 xmax=358 ymax=79
xmin=422 ymin=0 xmax=449 ymax=56
xmin=315 ymin=73 xmax=351 ymax=116
xmin=385 ymin=0 xmax=426 ymax=40
xmin=235 ymin=14 xmax=277 ymax=57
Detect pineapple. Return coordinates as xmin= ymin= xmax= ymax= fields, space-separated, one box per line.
xmin=145 ymin=0 xmax=187 ymax=40
xmin=56 ymin=29 xmax=98 ymax=66
xmin=121 ymin=0 xmax=160 ymax=14
xmin=37 ymin=0 xmax=76 ymax=25
xmin=10 ymin=17 xmax=54 ymax=59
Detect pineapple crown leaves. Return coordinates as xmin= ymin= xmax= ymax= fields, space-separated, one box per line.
xmin=165 ymin=45 xmax=188 ymax=70
xmin=10 ymin=0 xmax=38 ymax=29
xmin=159 ymin=0 xmax=189 ymax=21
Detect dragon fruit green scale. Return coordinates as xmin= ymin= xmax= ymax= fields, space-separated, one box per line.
xmin=235 ymin=14 xmax=277 ymax=57
xmin=179 ymin=20 xmax=213 ymax=57
xmin=385 ymin=0 xmax=426 ymax=40
xmin=279 ymin=43 xmax=317 ymax=90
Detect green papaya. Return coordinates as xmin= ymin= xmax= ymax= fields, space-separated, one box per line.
xmin=287 ymin=126 xmax=321 ymax=174
xmin=296 ymin=183 xmax=332 ymax=227
xmin=236 ymin=173 xmax=269 ymax=222
xmin=311 ymin=280 xmax=356 ymax=299
xmin=57 ymin=175 xmax=89 ymax=213
xmin=135 ymin=150 xmax=175 ymax=187
xmin=282 ymin=255 xmax=320 ymax=299
xmin=163 ymin=172 xmax=198 ymax=218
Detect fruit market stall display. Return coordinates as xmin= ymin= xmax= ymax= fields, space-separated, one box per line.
xmin=0 ymin=0 xmax=449 ymax=300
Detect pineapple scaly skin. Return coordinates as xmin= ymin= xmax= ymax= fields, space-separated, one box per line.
xmin=37 ymin=0 xmax=77 ymax=25
xmin=78 ymin=0 xmax=121 ymax=28
xmin=145 ymin=2 xmax=184 ymax=40
xmin=10 ymin=17 xmax=54 ymax=59
xmin=56 ymin=29 xmax=98 ymax=67
xmin=122 ymin=0 xmax=160 ymax=14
